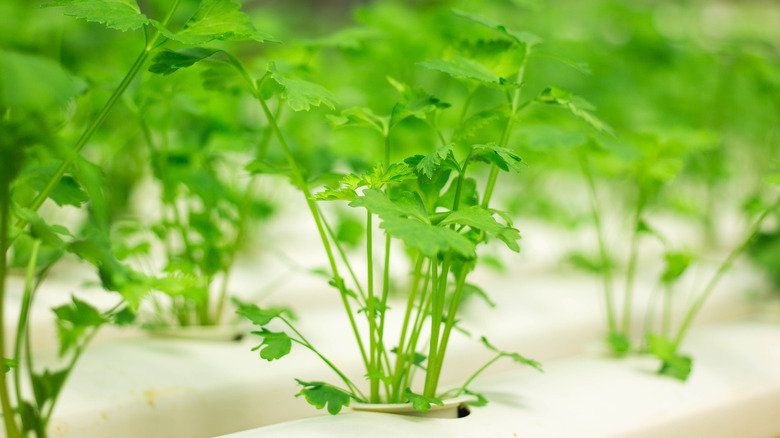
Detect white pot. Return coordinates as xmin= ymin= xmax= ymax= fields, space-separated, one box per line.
xmin=145 ymin=325 xmax=247 ymax=342
xmin=350 ymin=394 xmax=478 ymax=419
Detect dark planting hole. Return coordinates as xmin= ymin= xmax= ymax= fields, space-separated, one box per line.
xmin=457 ymin=404 xmax=471 ymax=418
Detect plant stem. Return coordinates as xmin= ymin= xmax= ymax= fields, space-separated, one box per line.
xmin=481 ymin=47 xmax=528 ymax=210
xmin=672 ymin=196 xmax=780 ymax=349
xmin=214 ymin=101 xmax=280 ymax=323
xmin=0 ymin=171 xmax=21 ymax=438
xmin=213 ymin=177 xmax=255 ymax=323
xmin=579 ymin=154 xmax=617 ymax=335
xmin=23 ymin=0 xmax=182 ymax=219
xmin=621 ymin=199 xmax=644 ymax=337
xmin=391 ymin=254 xmax=424 ymax=400
xmin=662 ymin=283 xmax=672 ymax=337
xmin=253 ymin=87 xmax=369 ymax=371
xmin=428 ymin=263 xmax=470 ymax=394
xmin=423 ymin=260 xmax=442 ymax=397
xmin=13 ymin=240 xmax=40 ymax=411
xmin=366 ymin=211 xmax=379 ymax=402
xmin=282 ymin=318 xmax=366 ymax=400
xmin=452 ymin=354 xmax=501 ymax=397
xmin=400 ymin=259 xmax=432 ymax=397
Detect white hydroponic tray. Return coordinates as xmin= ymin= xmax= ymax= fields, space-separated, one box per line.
xmin=22 ymin=263 xmax=763 ymax=438
xmin=217 ymin=322 xmax=780 ymax=438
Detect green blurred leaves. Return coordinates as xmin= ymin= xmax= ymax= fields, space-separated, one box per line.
xmin=46 ymin=0 xmax=149 ymax=32
xmin=295 ymin=380 xmax=352 ymax=415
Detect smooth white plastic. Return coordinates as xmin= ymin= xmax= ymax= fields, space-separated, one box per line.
xmin=217 ymin=323 xmax=780 ymax=438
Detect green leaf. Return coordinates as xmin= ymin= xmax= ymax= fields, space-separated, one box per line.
xmin=37 ymin=175 xmax=90 ymax=208
xmin=148 ymin=48 xmax=221 ymax=76
xmin=658 ymin=354 xmax=693 ymax=381
xmin=462 ymin=283 xmax=496 ymax=307
xmin=250 ymin=329 xmax=292 ymax=361
xmin=295 ymin=379 xmax=352 ymax=415
xmin=18 ymin=401 xmax=44 ymax=436
xmin=454 ymin=104 xmax=511 ymax=142
xmin=14 ymin=208 xmax=71 ymax=250
xmin=53 ymin=297 xmax=106 ymax=356
xmin=0 ymin=50 xmax=86 ymax=113
xmin=389 ymin=95 xmax=449 ymax=129
xmin=647 ymin=334 xmax=692 ymax=380
xmin=380 ymin=216 xmax=476 ymax=259
xmin=463 ymin=389 xmax=488 ymax=407
xmin=31 ymin=368 xmax=69 ymax=406
xmin=606 ymin=333 xmax=631 ymax=354
xmin=440 ymin=206 xmax=521 ymax=252
xmin=328 ymin=107 xmax=389 ymax=135
xmin=661 ymin=252 xmax=692 ymax=284
xmin=419 ymin=56 xmax=507 ymax=87
xmin=480 ymin=336 xmax=542 ymax=372
xmin=349 ymin=188 xmax=428 ymax=223
xmin=390 ymin=347 xmax=427 ymax=369
xmin=471 ymin=144 xmax=524 ymax=173
xmin=109 ymin=306 xmax=136 ymax=326
xmin=415 ymin=145 xmax=457 ymax=179
xmin=268 ymin=64 xmax=336 ymax=112
xmin=3 ymin=358 xmax=16 ymax=373
xmin=536 ymin=87 xmax=614 ymax=135
xmin=46 ymin=0 xmax=149 ymax=32
xmin=404 ymin=388 xmax=443 ymax=412
xmin=452 ymin=10 xmax=542 ymax=47
xmin=234 ymin=300 xmax=283 ymax=326
xmin=151 ymin=0 xmax=276 ymax=45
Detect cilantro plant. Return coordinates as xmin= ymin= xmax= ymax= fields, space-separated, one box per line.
xmin=30 ymin=0 xmax=275 ymax=329
xmin=0 ymin=49 xmax=141 ymax=438
xmin=149 ymin=8 xmax=624 ymax=413
xmin=641 ymin=184 xmax=780 ymax=380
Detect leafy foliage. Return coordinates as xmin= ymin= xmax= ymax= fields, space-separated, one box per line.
xmin=295 ymin=380 xmax=352 ymax=415
xmin=646 ymin=334 xmax=692 ymax=381
xmin=250 ymin=329 xmax=292 ymax=361
xmin=45 ymin=0 xmax=149 ymax=32
xmin=404 ymin=388 xmax=443 ymax=412
xmin=151 ymin=0 xmax=276 ymax=44
xmin=268 ymin=64 xmax=337 ymax=112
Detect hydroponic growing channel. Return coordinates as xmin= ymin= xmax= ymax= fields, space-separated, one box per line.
xmin=1 ymin=0 xmax=779 ymax=437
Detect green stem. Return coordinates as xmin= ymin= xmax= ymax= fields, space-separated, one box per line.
xmin=428 ymin=263 xmax=470 ymax=395
xmin=400 ymin=259 xmax=432 ymax=397
xmin=391 ymin=254 xmax=424 ymax=400
xmin=320 ymin=213 xmax=367 ymax=303
xmin=451 ymin=354 xmax=501 ymax=398
xmin=621 ymin=198 xmax=644 ymax=337
xmin=41 ymin=325 xmax=102 ymax=426
xmin=366 ymin=211 xmax=379 ymax=402
xmin=672 ymin=196 xmax=780 ymax=349
xmin=281 ymin=318 xmax=366 ymax=401
xmin=13 ymin=240 xmax=41 ymax=410
xmin=579 ymin=154 xmax=617 ymax=335
xmin=0 ymin=174 xmax=21 ymax=438
xmin=23 ymin=0 xmax=182 ymax=218
xmin=214 ymin=100 xmax=281 ymax=323
xmin=481 ymin=48 xmax=528 ymax=210
xmin=424 ymin=255 xmax=451 ymax=397
xmin=662 ymin=283 xmax=672 ymax=338
xmin=214 ymin=176 xmax=256 ymax=323
xmin=254 ymin=86 xmax=369 ymax=371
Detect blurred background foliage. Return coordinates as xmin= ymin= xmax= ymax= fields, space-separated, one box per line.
xmin=1 ymin=0 xmax=779 ymax=294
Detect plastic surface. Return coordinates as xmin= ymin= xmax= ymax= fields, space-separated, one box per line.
xmin=217 ymin=323 xmax=780 ymax=438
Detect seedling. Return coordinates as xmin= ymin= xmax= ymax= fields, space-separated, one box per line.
xmin=148 ymin=8 xmax=619 ymax=413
